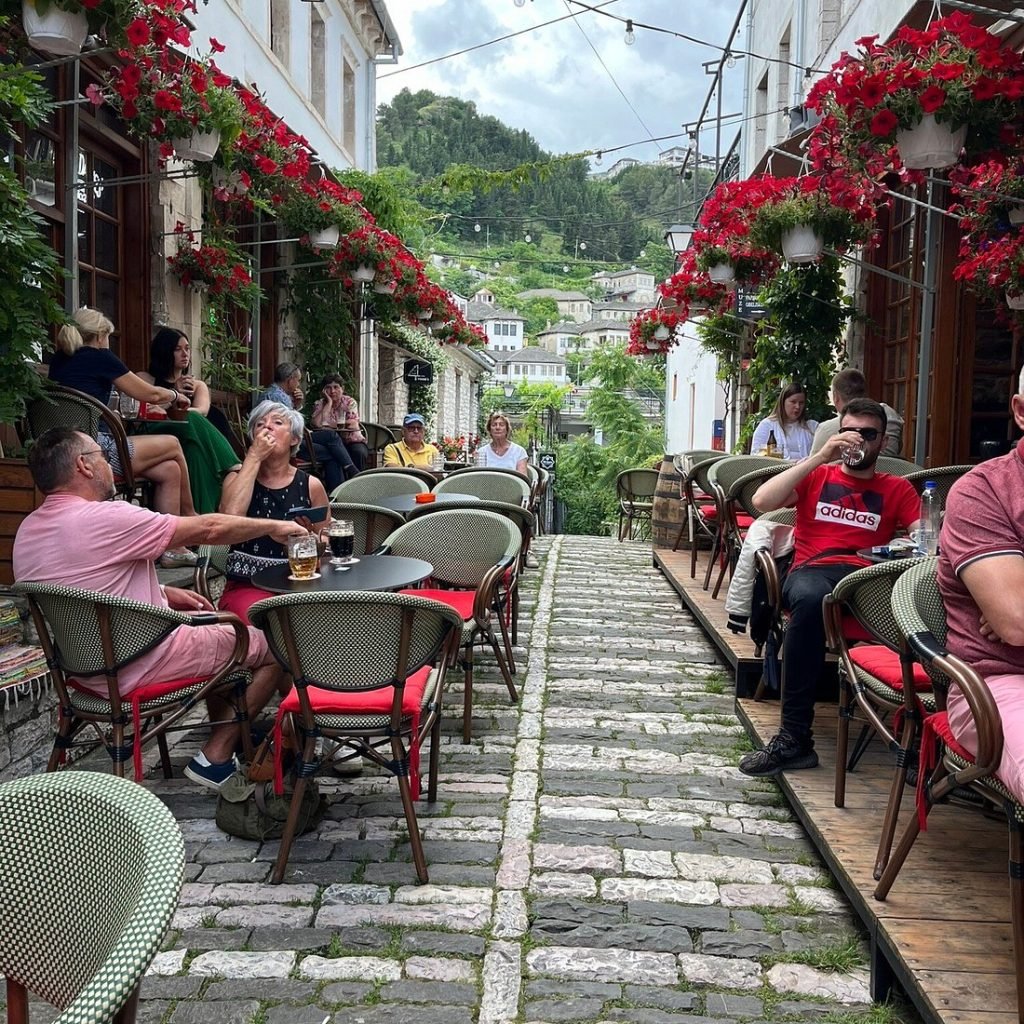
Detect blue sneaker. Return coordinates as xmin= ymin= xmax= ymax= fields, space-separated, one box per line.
xmin=184 ymin=756 xmax=238 ymax=792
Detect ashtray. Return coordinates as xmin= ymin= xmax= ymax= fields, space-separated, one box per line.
xmin=414 ymin=493 xmax=436 ymax=504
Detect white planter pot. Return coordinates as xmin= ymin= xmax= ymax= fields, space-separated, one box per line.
xmin=211 ymin=166 xmax=248 ymax=196
xmin=352 ymin=263 xmax=376 ymax=282
xmin=171 ymin=129 xmax=221 ymax=163
xmin=707 ymin=262 xmax=736 ymax=285
xmin=895 ymin=114 xmax=967 ymax=170
xmin=1009 ymin=207 xmax=1024 ymax=226
xmin=781 ymin=224 xmax=825 ymax=263
xmin=22 ymin=1 xmax=88 ymax=55
xmin=653 ymin=324 xmax=671 ymax=341
xmin=309 ymin=225 xmax=340 ymax=248
xmin=1006 ymin=290 xmax=1024 ymax=310
xmin=416 ymin=309 xmax=432 ymax=320
xmin=373 ymin=280 xmax=397 ymax=295
xmin=645 ymin=339 xmax=662 ymax=351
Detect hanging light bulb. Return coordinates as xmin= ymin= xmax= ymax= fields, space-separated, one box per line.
xmin=726 ymin=51 xmax=736 ymax=68
xmin=524 ymin=233 xmax=532 ymax=243
xmin=579 ymin=241 xmax=586 ymax=252
xmin=513 ymin=0 xmax=527 ymax=7
xmin=639 ymin=249 xmax=646 ymax=258
xmin=624 ymin=19 xmax=635 ymax=45
xmin=562 ymin=265 xmax=570 ymax=273
xmin=594 ymin=151 xmax=602 ymax=165
xmin=474 ymin=222 xmax=481 ymax=232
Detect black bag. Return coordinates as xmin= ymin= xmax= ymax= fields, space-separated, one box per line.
xmin=749 ymin=551 xmax=793 ymax=648
xmin=215 ymin=772 xmax=326 ymax=841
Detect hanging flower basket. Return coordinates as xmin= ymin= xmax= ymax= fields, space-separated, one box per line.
xmin=1007 ymin=290 xmax=1024 ymax=310
xmin=309 ymin=225 xmax=340 ymax=248
xmin=707 ymin=262 xmax=736 ymax=285
xmin=645 ymin=339 xmax=662 ymax=350
xmin=352 ymin=263 xmax=376 ymax=283
xmin=171 ymin=129 xmax=221 ymax=163
xmin=781 ymin=224 xmax=825 ymax=263
xmin=22 ymin=0 xmax=88 ymax=55
xmin=653 ymin=324 xmax=671 ymax=341
xmin=373 ymin=279 xmax=397 ymax=295
xmin=895 ymin=115 xmax=967 ymax=171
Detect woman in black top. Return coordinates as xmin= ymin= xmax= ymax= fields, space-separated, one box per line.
xmin=49 ymin=307 xmax=198 ymax=567
xmin=217 ymin=400 xmax=329 ymax=622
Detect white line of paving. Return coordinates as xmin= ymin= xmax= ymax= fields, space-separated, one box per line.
xmin=480 ymin=534 xmax=563 ymax=1024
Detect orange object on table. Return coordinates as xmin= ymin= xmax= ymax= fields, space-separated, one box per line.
xmin=414 ymin=492 xmax=436 ymax=504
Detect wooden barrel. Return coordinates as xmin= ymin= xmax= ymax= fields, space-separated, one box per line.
xmin=651 ymin=456 xmax=686 ymax=550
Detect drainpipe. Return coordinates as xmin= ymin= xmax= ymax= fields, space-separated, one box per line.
xmin=914 ymin=177 xmax=939 ymax=465
xmin=792 ymin=0 xmax=806 ymax=111
xmin=64 ymin=58 xmax=80 ymax=312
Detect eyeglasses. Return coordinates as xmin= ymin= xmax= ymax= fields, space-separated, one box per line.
xmin=845 ymin=427 xmax=880 ymax=442
xmin=79 ymin=447 xmax=110 ymax=463
xmin=404 ymin=424 xmax=425 ymax=431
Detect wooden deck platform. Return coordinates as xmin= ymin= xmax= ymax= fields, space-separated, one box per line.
xmin=737 ymin=698 xmax=1017 ymax=1024
xmin=653 ymin=546 xmax=765 ymax=695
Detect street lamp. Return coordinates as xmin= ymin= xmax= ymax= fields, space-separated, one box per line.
xmin=664 ymin=224 xmax=694 ymax=256
xmin=502 ymin=383 xmax=516 ymax=399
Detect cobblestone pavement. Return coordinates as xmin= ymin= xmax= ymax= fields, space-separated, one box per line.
xmin=69 ymin=539 xmax=898 ymax=1022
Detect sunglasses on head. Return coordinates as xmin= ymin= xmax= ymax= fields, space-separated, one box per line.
xmin=846 ymin=427 xmax=880 ymax=441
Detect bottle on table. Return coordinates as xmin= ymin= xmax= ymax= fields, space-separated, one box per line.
xmin=765 ymin=429 xmax=778 ymax=457
xmin=916 ymin=481 xmax=940 ymax=555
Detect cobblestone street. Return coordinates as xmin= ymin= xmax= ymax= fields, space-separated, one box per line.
xmin=132 ymin=537 xmax=883 ymax=1024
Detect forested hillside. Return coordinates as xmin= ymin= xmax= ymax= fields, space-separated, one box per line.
xmin=377 ymin=88 xmax=698 ymax=266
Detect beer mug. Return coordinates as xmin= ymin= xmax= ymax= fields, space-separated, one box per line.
xmin=431 ymin=450 xmax=444 ymax=472
xmin=287 ymin=534 xmax=320 ymax=580
xmin=327 ymin=519 xmax=356 ymax=567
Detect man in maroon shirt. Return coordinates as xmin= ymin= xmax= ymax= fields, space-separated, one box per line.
xmin=740 ymin=398 xmax=920 ymax=777
xmin=939 ymin=372 xmax=1024 ymax=803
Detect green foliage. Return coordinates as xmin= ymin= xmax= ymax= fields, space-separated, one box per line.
xmin=751 ymin=255 xmax=853 ymax=421
xmin=696 ymin=311 xmax=746 ymax=381
xmin=286 ymin=267 xmax=356 ymax=401
xmin=750 ymin=196 xmax=870 ymax=253
xmin=384 ymin=321 xmax=450 ymax=435
xmin=335 ymin=166 xmax=431 ymax=245
xmin=200 ymin=302 xmax=252 ymax=395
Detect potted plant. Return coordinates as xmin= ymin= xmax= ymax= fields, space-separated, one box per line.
xmin=950 ymin=157 xmax=1024 ymax=236
xmin=166 ymin=230 xmax=263 ymax=311
xmin=627 ymin=308 xmax=682 ymax=356
xmin=164 ymin=81 xmax=244 ymax=163
xmin=952 ymin=227 xmax=1024 ymax=313
xmin=806 ymin=12 xmax=1024 ymax=171
xmin=275 ymin=181 xmax=363 ymax=249
xmin=658 ymin=249 xmax=734 ymax=321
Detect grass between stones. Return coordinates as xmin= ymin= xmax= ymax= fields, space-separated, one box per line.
xmin=764 ymin=934 xmax=868 ymax=973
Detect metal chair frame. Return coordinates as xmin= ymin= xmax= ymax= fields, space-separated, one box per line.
xmin=434 ymin=469 xmax=531 ymax=508
xmin=679 ymin=455 xmax=726 ymax=566
xmin=615 ymin=468 xmax=659 ymax=541
xmin=329 ymin=468 xmax=429 ymax=503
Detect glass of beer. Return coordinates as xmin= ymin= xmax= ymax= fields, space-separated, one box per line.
xmin=287 ymin=534 xmax=320 ymax=580
xmin=327 ymin=519 xmax=357 ymax=567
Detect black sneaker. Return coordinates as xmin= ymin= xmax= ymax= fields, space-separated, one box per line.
xmin=739 ymin=731 xmax=818 ymax=777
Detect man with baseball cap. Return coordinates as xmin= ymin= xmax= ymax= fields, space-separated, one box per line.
xmin=383 ymin=413 xmax=442 ymax=469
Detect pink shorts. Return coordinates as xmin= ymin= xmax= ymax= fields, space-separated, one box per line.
xmin=218 ymin=580 xmax=271 ymax=624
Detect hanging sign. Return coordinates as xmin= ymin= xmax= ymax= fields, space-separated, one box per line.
xmin=403 ymin=359 xmax=433 ymax=386
xmin=537 ymin=451 xmax=556 ymax=472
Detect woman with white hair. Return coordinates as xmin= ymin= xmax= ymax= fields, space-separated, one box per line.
xmin=217 ymin=401 xmax=329 ymax=622
xmin=48 ymin=306 xmax=198 ymax=567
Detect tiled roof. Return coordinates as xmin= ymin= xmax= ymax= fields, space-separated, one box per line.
xmin=467 ymin=301 xmax=525 ymax=322
xmin=517 ymin=289 xmax=591 ymax=301
xmin=536 ymin=321 xmax=582 ymax=336
xmin=490 ymin=347 xmax=566 ymax=365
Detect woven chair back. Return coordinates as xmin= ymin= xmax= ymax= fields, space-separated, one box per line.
xmin=406 ymin=498 xmax=534 ymax=538
xmin=435 ymin=470 xmax=530 ymax=506
xmin=674 ymin=449 xmax=722 ymax=474
xmin=249 ymin=591 xmax=462 ymax=693
xmin=362 ymin=422 xmax=396 ymax=451
xmin=684 ymin=455 xmax=726 ymax=502
xmin=327 ymin=502 xmax=405 ymax=555
xmin=0 ymin=772 xmax=183 ymax=1016
xmin=901 ymin=466 xmax=973 ymax=508
xmin=830 ymin=557 xmax=925 ymax=650
xmin=727 ymin=464 xmax=790 ymax=517
xmin=891 ymin=556 xmax=951 ymax=693
xmin=758 ymin=507 xmax=796 ymax=527
xmin=708 ymin=455 xmax=782 ymax=498
xmin=616 ymin=468 xmax=659 ymax=502
xmin=330 ymin=470 xmax=428 ymax=503
xmin=386 ymin=509 xmax=520 ymax=588
xmin=876 ymin=456 xmax=924 ymax=477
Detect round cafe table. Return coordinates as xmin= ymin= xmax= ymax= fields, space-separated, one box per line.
xmin=373 ymin=492 xmax=482 ymax=516
xmin=250 ymin=554 xmax=433 ymax=595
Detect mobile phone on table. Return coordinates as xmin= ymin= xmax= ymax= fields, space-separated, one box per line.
xmin=286 ymin=505 xmax=328 ymax=523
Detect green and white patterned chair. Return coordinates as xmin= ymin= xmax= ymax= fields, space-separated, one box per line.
xmin=0 ymin=772 xmax=183 ymax=1024
xmin=435 ymin=469 xmax=531 ymax=507
xmin=329 ymin=468 xmax=428 ymax=503
xmin=248 ymin=591 xmax=463 ymax=884
xmin=326 ymin=502 xmax=406 ymax=555
xmin=384 ymin=508 xmax=522 ymax=743
xmin=14 ymin=582 xmax=254 ymax=780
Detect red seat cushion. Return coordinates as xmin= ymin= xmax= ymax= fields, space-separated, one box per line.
xmin=399 ymin=588 xmax=474 ymax=619
xmin=698 ymin=504 xmax=718 ymax=519
xmin=841 ymin=617 xmax=875 ymax=643
xmin=278 ymin=664 xmax=432 ymax=717
xmin=849 ymin=645 xmax=932 ymax=691
xmin=736 ymin=513 xmax=754 ymax=529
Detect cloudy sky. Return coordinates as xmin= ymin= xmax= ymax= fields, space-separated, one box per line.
xmin=377 ymin=1 xmax=746 ymax=162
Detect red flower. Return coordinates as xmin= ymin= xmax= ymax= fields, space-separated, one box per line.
xmin=81 ymin=0 xmax=101 ymax=7
xmin=154 ymin=90 xmax=182 ymax=113
xmin=869 ymin=109 xmax=898 ymax=137
xmin=919 ymin=85 xmax=947 ymax=113
xmin=125 ymin=19 xmax=150 ymax=46
xmin=254 ymin=155 xmax=278 ymax=174
xmin=209 ymin=37 xmax=226 ymax=53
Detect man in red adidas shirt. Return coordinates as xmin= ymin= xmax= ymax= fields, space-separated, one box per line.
xmin=740 ymin=397 xmax=920 ymax=777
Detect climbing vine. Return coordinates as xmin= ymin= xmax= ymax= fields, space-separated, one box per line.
xmin=383 ymin=322 xmax=450 ymax=435
xmin=287 ymin=266 xmax=357 ymax=401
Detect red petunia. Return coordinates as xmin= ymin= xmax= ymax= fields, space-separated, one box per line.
xmin=919 ymin=85 xmax=947 ymax=113
xmin=929 ymin=62 xmax=963 ymax=81
xmin=209 ymin=37 xmax=226 ymax=53
xmin=154 ymin=90 xmax=182 ymax=112
xmin=125 ymin=19 xmax=150 ymax=46
xmin=869 ymin=109 xmax=899 ymax=137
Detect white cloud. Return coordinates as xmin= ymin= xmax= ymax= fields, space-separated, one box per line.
xmin=378 ymin=0 xmax=745 ymax=159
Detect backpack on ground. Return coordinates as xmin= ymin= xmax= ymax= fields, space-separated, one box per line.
xmin=215 ymin=771 xmax=325 ymax=841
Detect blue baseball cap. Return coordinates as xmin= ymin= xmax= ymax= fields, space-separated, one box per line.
xmin=403 ymin=413 xmax=425 ymax=426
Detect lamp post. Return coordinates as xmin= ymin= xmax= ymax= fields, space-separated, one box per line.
xmin=663 ymin=224 xmax=694 ymax=260
xmin=502 ymin=382 xmax=515 ymax=399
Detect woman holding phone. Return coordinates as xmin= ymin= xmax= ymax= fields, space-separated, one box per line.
xmin=217 ymin=400 xmax=329 ymax=622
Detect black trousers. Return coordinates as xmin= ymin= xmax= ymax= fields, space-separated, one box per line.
xmin=304 ymin=429 xmax=357 ymax=492
xmin=780 ymin=563 xmax=859 ymax=740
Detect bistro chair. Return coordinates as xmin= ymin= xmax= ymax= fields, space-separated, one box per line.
xmin=875 ymin=455 xmax=924 ymax=477
xmin=193 ymin=543 xmax=231 ymax=604
xmin=13 ymin=582 xmax=254 ymax=780
xmin=533 ymin=466 xmax=551 ymax=534
xmin=705 ymin=456 xmax=783 ymax=597
xmin=291 ymin=428 xmax=323 ymax=482
xmin=384 ymin=508 xmax=521 ymax=743
xmin=823 ymin=557 xmax=934 ymax=879
xmin=20 ymin=380 xmax=153 ymax=507
xmin=434 ymin=469 xmax=531 ymax=507
xmin=248 ymin=591 xmax=462 ymax=884
xmin=679 ymin=454 xmax=727 ymax=568
xmin=749 ymin=507 xmax=797 ymax=658
xmin=876 ymin=557 xmax=1024 ymax=1020
xmin=361 ymin=422 xmax=396 ymax=468
xmin=902 ymin=465 xmax=973 ymax=506
xmin=329 ymin=468 xmax=428 ymax=503
xmin=327 ymin=501 xmax=405 ymax=555
xmin=615 ymin=468 xmax=659 ymax=541
xmin=0 ymin=772 xmax=183 ymax=1024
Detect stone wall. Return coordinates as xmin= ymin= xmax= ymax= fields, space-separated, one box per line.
xmin=0 ymin=681 xmax=55 ymax=782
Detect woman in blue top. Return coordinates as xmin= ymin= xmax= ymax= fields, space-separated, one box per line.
xmin=50 ymin=307 xmax=198 ymax=566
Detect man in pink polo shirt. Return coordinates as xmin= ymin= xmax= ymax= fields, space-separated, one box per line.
xmin=14 ymin=427 xmax=308 ymax=791
xmin=939 ymin=369 xmax=1024 ymax=803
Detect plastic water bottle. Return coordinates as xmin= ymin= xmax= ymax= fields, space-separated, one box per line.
xmin=916 ymin=481 xmax=940 ymax=555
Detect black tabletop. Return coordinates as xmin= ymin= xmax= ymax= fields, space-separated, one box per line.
xmin=251 ymin=554 xmax=433 ymax=595
xmin=374 ymin=492 xmax=482 ymax=514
